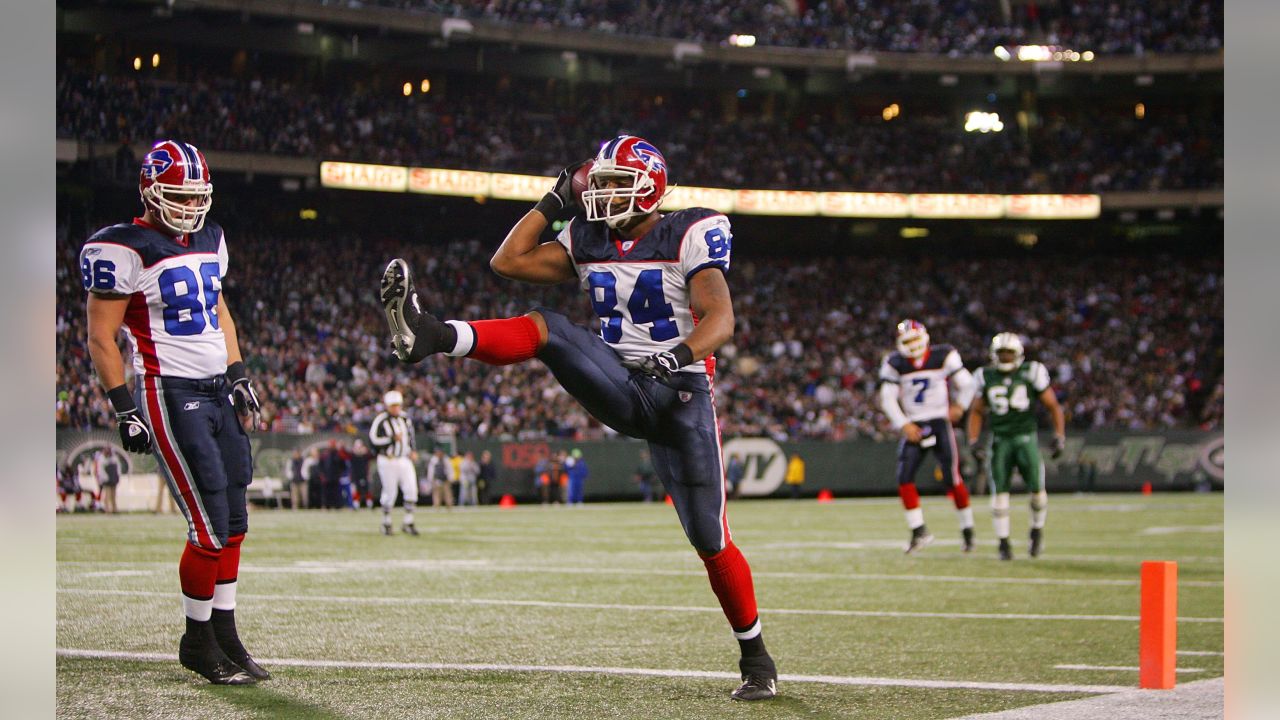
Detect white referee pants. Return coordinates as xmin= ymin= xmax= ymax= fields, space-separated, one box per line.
xmin=377 ymin=456 xmax=418 ymax=508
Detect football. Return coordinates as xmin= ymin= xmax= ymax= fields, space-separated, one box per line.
xmin=571 ymin=160 xmax=593 ymax=209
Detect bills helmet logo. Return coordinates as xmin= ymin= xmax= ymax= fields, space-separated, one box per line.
xmin=141 ymin=148 xmax=175 ymax=179
xmin=583 ymin=135 xmax=670 ymax=227
xmin=630 ymin=141 xmax=666 ymax=175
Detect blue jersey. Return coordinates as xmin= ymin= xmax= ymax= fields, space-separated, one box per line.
xmin=555 ymin=208 xmax=732 ymax=374
xmin=79 ymin=219 xmax=229 ymax=379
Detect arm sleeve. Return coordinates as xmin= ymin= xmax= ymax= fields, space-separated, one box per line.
xmin=80 ymin=243 xmax=142 ymax=295
xmin=679 ymin=213 xmax=732 ymax=281
xmin=406 ymin=419 xmax=415 ymax=451
xmin=554 ymin=218 xmax=576 ymax=266
xmin=368 ymin=416 xmax=391 ymax=447
xmin=951 ymin=367 xmax=977 ymax=409
xmin=217 ymin=229 xmax=229 ymax=278
xmin=878 ymin=382 xmax=910 ymax=430
xmin=1031 ymin=361 xmax=1051 ymax=392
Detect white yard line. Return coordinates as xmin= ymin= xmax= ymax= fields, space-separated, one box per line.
xmin=55 ymin=648 xmax=1132 ymax=695
xmin=1055 ymin=664 xmax=1206 ymax=674
xmin=1177 ymin=651 xmax=1224 ymax=657
xmin=57 ymin=560 xmax=1225 ymax=588
xmin=57 ymin=587 xmax=1225 ymax=624
xmin=949 ymin=677 xmax=1223 ymax=720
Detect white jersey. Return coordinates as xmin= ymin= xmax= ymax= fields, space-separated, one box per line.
xmin=556 ymin=208 xmax=732 ymax=374
xmin=369 ymin=412 xmax=415 ymax=458
xmin=878 ymin=344 xmax=972 ymax=425
xmin=79 ymin=220 xmax=229 ymax=379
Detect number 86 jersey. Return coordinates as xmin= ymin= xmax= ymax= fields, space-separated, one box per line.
xmin=556 ymin=207 xmax=731 ymax=374
xmin=79 ymin=220 xmax=230 ymax=379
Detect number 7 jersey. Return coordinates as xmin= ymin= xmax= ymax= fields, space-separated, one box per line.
xmin=556 ymin=208 xmax=731 ymax=374
xmin=79 ymin=219 xmax=230 ymax=379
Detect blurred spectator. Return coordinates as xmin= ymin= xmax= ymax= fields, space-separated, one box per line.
xmin=286 ymin=448 xmax=307 ymax=510
xmin=477 ymin=449 xmax=496 ymax=504
xmin=785 ymin=453 xmax=806 ymax=499
xmin=350 ymin=439 xmax=374 ymax=509
xmin=458 ymin=451 xmax=480 ymax=506
xmin=426 ymin=448 xmax=455 ymax=508
xmin=725 ymin=452 xmax=745 ymax=500
xmin=565 ymin=448 xmax=589 ymax=506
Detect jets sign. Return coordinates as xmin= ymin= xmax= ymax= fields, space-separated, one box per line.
xmin=722 ymin=437 xmax=787 ymax=497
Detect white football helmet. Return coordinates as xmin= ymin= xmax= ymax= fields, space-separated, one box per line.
xmin=895 ymin=319 xmax=929 ymax=359
xmin=989 ymin=332 xmax=1025 ymax=371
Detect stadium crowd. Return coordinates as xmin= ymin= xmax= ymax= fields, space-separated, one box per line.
xmin=346 ymin=0 xmax=1223 ymax=56
xmin=57 ymin=68 xmax=1223 ymax=194
xmin=57 ymin=228 xmax=1223 ymax=441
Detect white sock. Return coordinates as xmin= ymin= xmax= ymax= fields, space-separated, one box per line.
xmin=905 ymin=507 xmax=924 ymax=530
xmin=1030 ymin=491 xmax=1048 ymax=529
xmin=445 ymin=320 xmax=475 ymax=357
xmin=213 ymin=580 xmax=237 ymax=611
xmin=957 ymin=506 xmax=974 ymax=530
xmin=992 ymin=492 xmax=1011 ymax=539
xmin=183 ymin=595 xmax=213 ymax=622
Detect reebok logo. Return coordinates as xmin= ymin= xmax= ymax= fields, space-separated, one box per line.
xmin=184 ymin=401 xmax=200 ymax=411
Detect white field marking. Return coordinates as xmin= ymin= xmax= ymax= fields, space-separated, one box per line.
xmin=57 ymin=588 xmax=1225 ymax=624
xmin=78 ymin=570 xmax=156 ymax=578
xmin=59 ymin=559 xmax=1224 ymax=589
xmin=1054 ymin=664 xmax=1205 ymax=674
xmin=1177 ymin=650 xmax=1224 ymax=657
xmin=1139 ymin=525 xmax=1224 ymax=536
xmin=55 ymin=648 xmax=1132 ymax=695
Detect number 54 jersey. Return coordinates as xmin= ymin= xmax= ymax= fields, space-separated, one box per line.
xmin=556 ymin=208 xmax=731 ymax=374
xmin=79 ymin=220 xmax=230 ymax=380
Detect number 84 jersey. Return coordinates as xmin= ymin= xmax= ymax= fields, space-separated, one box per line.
xmin=556 ymin=208 xmax=731 ymax=374
xmin=79 ymin=220 xmax=229 ymax=379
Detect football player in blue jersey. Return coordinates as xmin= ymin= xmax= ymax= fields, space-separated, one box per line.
xmin=380 ymin=136 xmax=777 ymax=700
xmin=81 ymin=140 xmax=267 ymax=685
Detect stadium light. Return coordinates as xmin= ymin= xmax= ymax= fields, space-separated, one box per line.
xmin=964 ymin=111 xmax=1004 ymax=133
xmin=882 ymin=103 xmax=900 ymax=122
xmin=151 ymin=53 xmax=160 ymax=68
xmin=420 ymin=79 xmax=431 ymax=94
xmin=1135 ymin=103 xmax=1146 ymax=120
xmin=728 ymin=34 xmax=756 ymax=48
xmin=132 ymin=57 xmax=142 ymax=71
xmin=993 ymin=46 xmax=1011 ymax=61
xmin=402 ymin=83 xmax=412 ymax=97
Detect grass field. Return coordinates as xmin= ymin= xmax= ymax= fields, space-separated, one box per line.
xmin=55 ymin=493 xmax=1224 ymax=719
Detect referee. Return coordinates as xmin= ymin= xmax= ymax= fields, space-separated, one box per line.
xmin=369 ymin=390 xmax=419 ymax=536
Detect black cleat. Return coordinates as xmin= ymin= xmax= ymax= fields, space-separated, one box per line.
xmin=998 ymin=537 xmax=1013 ymax=561
xmin=962 ymin=527 xmax=976 ymax=553
xmin=905 ymin=525 xmax=934 ymax=555
xmin=732 ymin=654 xmax=778 ymax=701
xmin=380 ymin=259 xmax=453 ymax=363
xmin=211 ymin=609 xmax=271 ymax=681
xmin=179 ymin=625 xmax=255 ymax=685
xmin=403 ymin=523 xmax=419 ymax=536
xmin=1029 ymin=527 xmax=1043 ymax=558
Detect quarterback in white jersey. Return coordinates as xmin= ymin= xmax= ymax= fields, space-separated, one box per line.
xmin=877 ymin=319 xmax=977 ymax=554
xmin=379 ymin=135 xmax=777 ymax=701
xmin=81 ymin=140 xmax=268 ymax=686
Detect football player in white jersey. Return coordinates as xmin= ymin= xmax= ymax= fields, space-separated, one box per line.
xmin=379 ymin=136 xmax=777 ymax=701
xmin=878 ymin=320 xmax=977 ymax=553
xmin=81 ymin=140 xmax=267 ymax=685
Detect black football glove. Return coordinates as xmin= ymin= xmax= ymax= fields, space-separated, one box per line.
xmin=970 ymin=444 xmax=987 ymax=464
xmin=533 ymin=160 xmax=589 ymax=221
xmin=116 ymin=408 xmax=153 ymax=454
xmin=226 ymin=361 xmax=262 ymax=430
xmin=1050 ymin=435 xmax=1066 ymax=460
xmin=622 ymin=344 xmax=696 ymax=382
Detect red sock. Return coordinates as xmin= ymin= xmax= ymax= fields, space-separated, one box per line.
xmin=468 ymin=317 xmax=541 ymax=366
xmin=218 ymin=534 xmax=243 ymax=584
xmin=898 ymin=483 xmax=921 ymax=510
xmin=702 ymin=542 xmax=760 ymax=633
xmin=180 ymin=541 xmax=222 ymax=601
xmin=951 ymin=482 xmax=971 ymax=510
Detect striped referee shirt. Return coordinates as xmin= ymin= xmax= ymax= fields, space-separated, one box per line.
xmin=369 ymin=412 xmax=415 ymax=458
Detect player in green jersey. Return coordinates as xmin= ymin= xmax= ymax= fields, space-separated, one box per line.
xmin=966 ymin=333 xmax=1066 ymax=560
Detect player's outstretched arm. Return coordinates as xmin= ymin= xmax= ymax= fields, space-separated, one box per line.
xmin=1039 ymin=387 xmax=1067 ymax=457
xmin=966 ymin=395 xmax=987 ymax=448
xmin=684 ymin=268 xmax=735 ymax=361
xmin=489 ymin=210 xmax=577 ymax=285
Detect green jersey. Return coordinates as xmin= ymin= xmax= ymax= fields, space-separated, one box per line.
xmin=975 ymin=361 xmax=1051 ymax=437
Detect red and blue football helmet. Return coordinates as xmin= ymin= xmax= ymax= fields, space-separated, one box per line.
xmin=895 ymin=319 xmax=930 ymax=359
xmin=139 ymin=140 xmax=213 ymax=235
xmin=582 ymin=135 xmax=669 ymax=228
